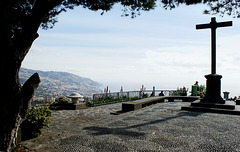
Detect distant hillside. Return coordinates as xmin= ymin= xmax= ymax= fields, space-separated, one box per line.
xmin=19 ymin=68 xmax=102 ymax=97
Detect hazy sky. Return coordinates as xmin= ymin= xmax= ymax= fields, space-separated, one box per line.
xmin=22 ymin=3 xmax=240 ymax=97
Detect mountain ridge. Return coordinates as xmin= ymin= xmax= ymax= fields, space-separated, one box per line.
xmin=19 ymin=68 xmax=102 ymax=97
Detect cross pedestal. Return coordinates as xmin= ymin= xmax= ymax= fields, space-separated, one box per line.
xmin=196 ymin=17 xmax=232 ymax=104
xmin=201 ymin=74 xmax=225 ymax=104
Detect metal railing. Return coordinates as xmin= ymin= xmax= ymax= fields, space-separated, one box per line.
xmin=30 ymin=90 xmax=176 ymax=108
xmin=92 ymin=90 xmax=176 ymax=106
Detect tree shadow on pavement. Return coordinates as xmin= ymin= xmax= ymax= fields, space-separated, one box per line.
xmin=83 ymin=111 xmax=203 ymax=138
xmin=83 ymin=126 xmax=145 ymax=137
xmin=126 ymin=111 xmax=203 ymax=129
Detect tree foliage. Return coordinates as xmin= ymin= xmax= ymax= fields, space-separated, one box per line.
xmin=5 ymin=0 xmax=157 ymax=33
xmin=203 ymin=0 xmax=240 ymax=18
xmin=161 ymin=0 xmax=240 ymax=18
xmin=5 ymin=0 xmax=240 ymax=36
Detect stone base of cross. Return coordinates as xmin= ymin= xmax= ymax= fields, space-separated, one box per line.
xmin=196 ymin=17 xmax=232 ymax=104
xmin=201 ymin=74 xmax=225 ymax=104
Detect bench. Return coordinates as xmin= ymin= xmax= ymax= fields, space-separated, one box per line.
xmin=122 ymin=96 xmax=200 ymax=112
xmin=122 ymin=96 xmax=166 ymax=112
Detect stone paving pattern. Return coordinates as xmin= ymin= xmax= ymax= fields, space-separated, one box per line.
xmin=21 ymin=102 xmax=240 ymax=152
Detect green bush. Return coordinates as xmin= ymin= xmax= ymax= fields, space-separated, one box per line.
xmin=199 ymin=85 xmax=206 ymax=92
xmin=142 ymin=92 xmax=149 ymax=98
xmin=129 ymin=96 xmax=139 ymax=101
xmin=198 ymin=85 xmax=206 ymax=98
xmin=172 ymin=87 xmax=188 ymax=96
xmin=93 ymin=100 xmax=105 ymax=105
xmin=119 ymin=95 xmax=128 ymax=101
xmin=198 ymin=91 xmax=205 ymax=98
xmin=86 ymin=100 xmax=94 ymax=107
xmin=50 ymin=96 xmax=70 ymax=106
xmin=20 ymin=106 xmax=52 ymax=141
xmin=172 ymin=88 xmax=181 ymax=96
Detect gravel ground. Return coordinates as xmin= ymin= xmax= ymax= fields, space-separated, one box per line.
xmin=21 ymin=102 xmax=240 ymax=152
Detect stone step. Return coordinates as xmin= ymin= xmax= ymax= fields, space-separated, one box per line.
xmin=191 ymin=102 xmax=235 ymax=110
xmin=181 ymin=106 xmax=240 ymax=115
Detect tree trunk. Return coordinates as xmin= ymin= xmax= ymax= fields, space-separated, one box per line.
xmin=0 ymin=51 xmax=40 ymax=151
xmin=0 ymin=1 xmax=59 ymax=151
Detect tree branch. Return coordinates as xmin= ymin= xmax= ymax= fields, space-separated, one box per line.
xmin=16 ymin=0 xmax=63 ymax=60
xmin=20 ymin=73 xmax=41 ymax=117
xmin=48 ymin=0 xmax=65 ymax=10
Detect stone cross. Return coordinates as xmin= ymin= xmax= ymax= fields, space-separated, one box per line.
xmin=196 ymin=17 xmax=232 ymax=74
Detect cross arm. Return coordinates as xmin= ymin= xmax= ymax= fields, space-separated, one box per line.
xmin=196 ymin=23 xmax=211 ymax=30
xmin=196 ymin=21 xmax=232 ymax=30
xmin=217 ymin=21 xmax=232 ymax=28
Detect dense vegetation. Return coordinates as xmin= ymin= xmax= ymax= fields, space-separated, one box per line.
xmin=50 ymin=96 xmax=70 ymax=106
xmin=20 ymin=107 xmax=52 ymax=141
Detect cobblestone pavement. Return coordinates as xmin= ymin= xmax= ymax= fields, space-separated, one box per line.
xmin=21 ymin=102 xmax=240 ymax=152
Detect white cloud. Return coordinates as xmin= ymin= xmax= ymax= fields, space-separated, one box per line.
xmin=143 ymin=45 xmax=209 ymax=72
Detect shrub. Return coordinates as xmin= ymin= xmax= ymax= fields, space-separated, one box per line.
xmin=199 ymin=85 xmax=206 ymax=92
xmin=50 ymin=96 xmax=70 ymax=106
xmin=172 ymin=88 xmax=181 ymax=96
xmin=129 ymin=96 xmax=139 ymax=101
xmin=86 ymin=100 xmax=94 ymax=107
xmin=93 ymin=100 xmax=105 ymax=105
xmin=198 ymin=91 xmax=205 ymax=98
xmin=142 ymin=92 xmax=149 ymax=98
xmin=172 ymin=87 xmax=188 ymax=96
xmin=198 ymin=85 xmax=206 ymax=98
xmin=20 ymin=106 xmax=52 ymax=141
xmin=119 ymin=95 xmax=128 ymax=101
